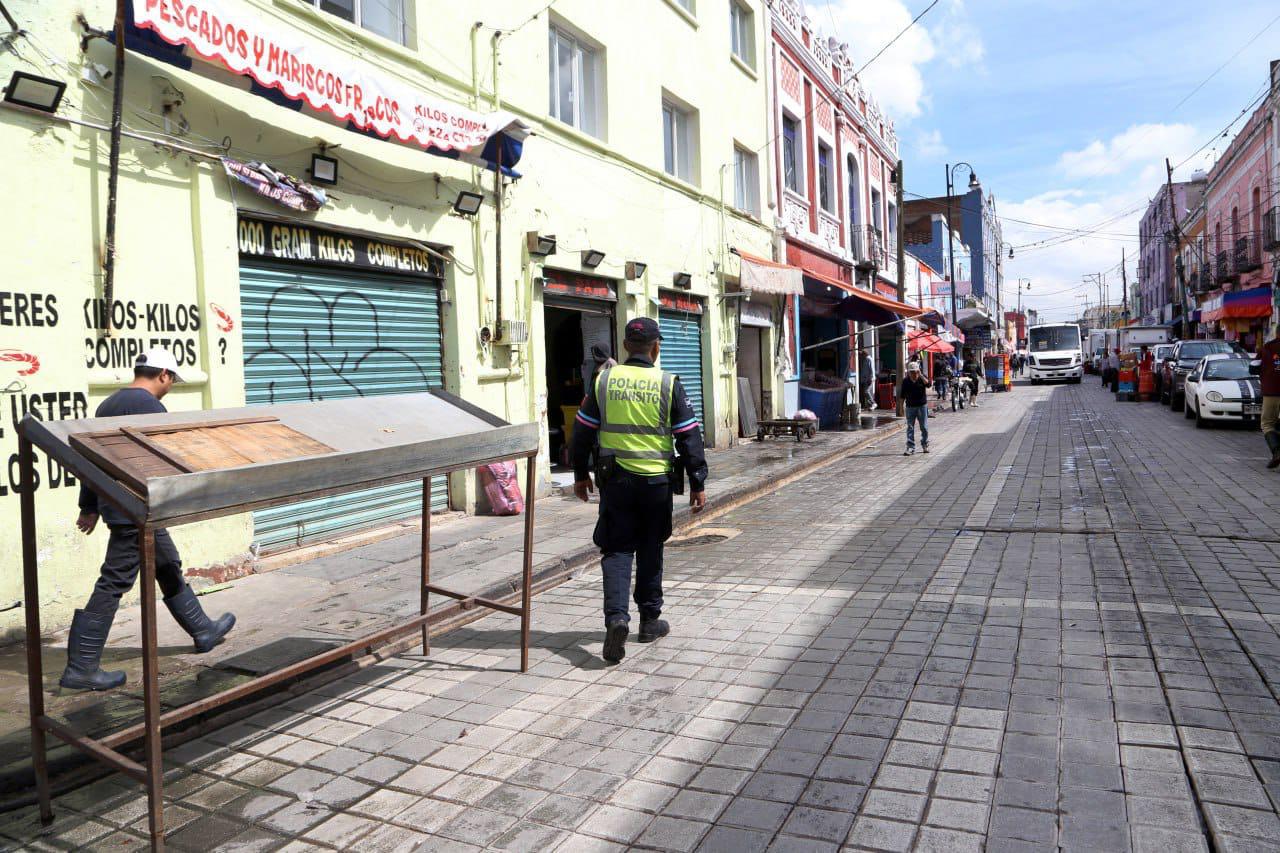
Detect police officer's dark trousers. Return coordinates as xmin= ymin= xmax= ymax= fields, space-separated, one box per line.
xmin=594 ymin=471 xmax=673 ymax=626
xmin=85 ymin=526 xmax=185 ymax=615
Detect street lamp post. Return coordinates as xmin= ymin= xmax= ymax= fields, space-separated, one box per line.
xmin=945 ymin=162 xmax=980 ymax=344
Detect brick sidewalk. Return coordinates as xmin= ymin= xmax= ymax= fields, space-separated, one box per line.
xmin=7 ymin=381 xmax=1279 ymax=850
xmin=0 ymin=416 xmax=905 ymax=796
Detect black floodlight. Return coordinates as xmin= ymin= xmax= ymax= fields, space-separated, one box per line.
xmin=582 ymin=249 xmax=605 ymax=268
xmin=625 ymin=261 xmax=647 ymax=280
xmin=4 ymin=71 xmax=65 ymax=113
xmin=310 ymin=153 xmax=339 ymax=185
xmin=453 ymin=190 xmax=483 ymax=216
xmin=672 ymin=272 xmax=693 ymax=288
xmin=526 ymin=231 xmax=557 ymax=257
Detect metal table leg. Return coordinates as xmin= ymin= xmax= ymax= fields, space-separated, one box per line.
xmin=421 ymin=478 xmax=431 ymax=656
xmin=19 ymin=436 xmax=52 ymax=824
xmin=139 ymin=527 xmax=165 ymax=850
xmin=520 ymin=453 xmax=536 ymax=673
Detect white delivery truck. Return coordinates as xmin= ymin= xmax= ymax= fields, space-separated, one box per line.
xmin=1028 ymin=323 xmax=1084 ymax=383
xmin=1118 ymin=325 xmax=1170 ymax=352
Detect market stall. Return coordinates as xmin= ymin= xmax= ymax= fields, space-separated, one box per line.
xmin=18 ymin=392 xmax=539 ymax=849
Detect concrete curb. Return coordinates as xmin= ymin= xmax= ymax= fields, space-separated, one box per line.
xmin=0 ymin=419 xmax=903 ymax=805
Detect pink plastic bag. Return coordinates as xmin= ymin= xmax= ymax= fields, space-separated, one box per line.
xmin=478 ymin=461 xmax=525 ymax=516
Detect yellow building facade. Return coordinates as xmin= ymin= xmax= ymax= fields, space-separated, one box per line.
xmin=0 ymin=0 xmax=777 ymax=638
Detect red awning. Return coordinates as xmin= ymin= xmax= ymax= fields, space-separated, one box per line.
xmin=908 ymin=329 xmax=954 ymax=354
xmin=803 ymin=267 xmax=926 ymax=319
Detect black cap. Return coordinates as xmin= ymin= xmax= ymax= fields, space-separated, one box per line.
xmin=625 ymin=317 xmax=663 ymax=344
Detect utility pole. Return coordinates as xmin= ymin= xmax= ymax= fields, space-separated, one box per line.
xmin=1120 ymin=249 xmax=1129 ymax=328
xmin=894 ymin=159 xmax=907 ymax=417
xmin=1165 ymin=158 xmax=1185 ymax=339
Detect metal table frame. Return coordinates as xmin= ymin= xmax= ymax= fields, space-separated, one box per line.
xmin=18 ymin=393 xmax=539 ymax=850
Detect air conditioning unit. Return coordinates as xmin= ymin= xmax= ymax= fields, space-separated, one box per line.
xmin=497 ymin=320 xmax=529 ymax=345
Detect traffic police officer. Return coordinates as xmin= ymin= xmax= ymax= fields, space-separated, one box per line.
xmin=572 ymin=317 xmax=707 ymax=663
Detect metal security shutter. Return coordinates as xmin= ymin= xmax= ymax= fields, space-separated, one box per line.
xmin=658 ymin=310 xmax=705 ymax=426
xmin=240 ymin=262 xmax=447 ymax=552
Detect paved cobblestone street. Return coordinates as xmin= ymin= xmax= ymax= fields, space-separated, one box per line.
xmin=7 ymin=380 xmax=1280 ymax=852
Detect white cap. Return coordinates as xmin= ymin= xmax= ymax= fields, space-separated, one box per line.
xmin=907 ymin=361 xmax=921 ymax=372
xmin=136 ymin=347 xmax=183 ymax=381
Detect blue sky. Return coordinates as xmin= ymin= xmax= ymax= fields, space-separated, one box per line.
xmin=824 ymin=0 xmax=1279 ymax=322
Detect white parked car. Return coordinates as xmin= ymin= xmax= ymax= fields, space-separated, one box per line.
xmin=1182 ymin=354 xmax=1262 ymax=428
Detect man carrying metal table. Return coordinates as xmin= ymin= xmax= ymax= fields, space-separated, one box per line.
xmin=572 ymin=317 xmax=708 ymax=664
xmin=61 ymin=348 xmax=237 ymax=691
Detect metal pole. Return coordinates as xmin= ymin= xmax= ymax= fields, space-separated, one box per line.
xmin=493 ymin=142 xmax=504 ymax=340
xmin=895 ymin=160 xmax=907 ymax=417
xmin=19 ymin=435 xmax=53 ymax=825
xmin=101 ymin=0 xmax=128 ymax=337
xmin=420 ymin=478 xmax=431 ymax=655
xmin=946 ymin=165 xmax=958 ymax=329
xmin=520 ymin=453 xmax=536 ymax=673
xmin=138 ymin=527 xmax=164 ymax=849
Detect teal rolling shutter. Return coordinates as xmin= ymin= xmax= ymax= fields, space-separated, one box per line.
xmin=239 ymin=262 xmax=447 ymax=552
xmin=658 ymin=309 xmax=705 ymax=426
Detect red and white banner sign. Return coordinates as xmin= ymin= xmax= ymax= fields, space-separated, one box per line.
xmin=133 ymin=0 xmax=527 ymax=158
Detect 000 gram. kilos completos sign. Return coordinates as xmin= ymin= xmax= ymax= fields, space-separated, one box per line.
xmin=133 ymin=0 xmax=514 ymax=155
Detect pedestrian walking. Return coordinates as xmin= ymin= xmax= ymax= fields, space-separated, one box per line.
xmin=900 ymin=362 xmax=930 ymax=456
xmin=62 ymin=349 xmax=237 ymax=691
xmin=573 ymin=317 xmax=708 ymax=663
xmin=1259 ymin=328 xmax=1280 ymax=469
xmin=1108 ymin=348 xmax=1120 ymax=393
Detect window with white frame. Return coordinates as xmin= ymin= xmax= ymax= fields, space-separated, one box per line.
xmin=662 ymin=99 xmax=697 ymax=183
xmin=734 ymin=146 xmax=760 ymax=216
xmin=730 ymin=1 xmax=754 ymax=67
xmin=817 ymin=143 xmax=834 ymax=213
xmin=310 ymin=0 xmax=409 ymax=44
xmin=781 ymin=114 xmax=801 ymax=194
xmin=549 ymin=25 xmax=604 ymax=138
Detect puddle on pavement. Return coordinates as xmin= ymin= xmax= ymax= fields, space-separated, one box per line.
xmin=668 ymin=527 xmax=742 ymax=549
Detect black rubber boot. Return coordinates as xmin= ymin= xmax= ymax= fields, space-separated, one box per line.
xmin=59 ymin=609 xmax=126 ymax=691
xmin=164 ymin=586 xmax=236 ymax=653
xmin=1267 ymin=432 xmax=1280 ymax=469
xmin=602 ymin=619 xmax=628 ymax=663
xmin=638 ymin=618 xmax=670 ymax=644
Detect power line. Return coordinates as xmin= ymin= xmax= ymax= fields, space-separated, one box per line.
xmin=851 ymin=0 xmax=939 ymax=79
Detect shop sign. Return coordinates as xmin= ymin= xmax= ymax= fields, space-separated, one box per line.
xmin=659 ymin=292 xmax=704 ymax=314
xmin=542 ymin=270 xmax=617 ymax=302
xmin=967 ymin=326 xmax=992 ymax=345
xmin=133 ymin=0 xmax=523 ymax=159
xmin=222 ymin=157 xmax=326 ymax=212
xmin=237 ymin=214 xmax=444 ymax=278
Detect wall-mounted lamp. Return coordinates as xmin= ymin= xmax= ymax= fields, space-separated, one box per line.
xmin=4 ymin=71 xmax=65 ymax=113
xmin=1007 ymin=246 xmax=1015 ymax=259
xmin=526 ymin=231 xmax=557 ymax=257
xmin=453 ymin=190 xmax=483 ymax=216
xmin=310 ymin=153 xmax=339 ymax=185
xmin=672 ymin=272 xmax=693 ymax=288
xmin=625 ymin=261 xmax=647 ymax=280
xmin=581 ymin=249 xmax=605 ymax=269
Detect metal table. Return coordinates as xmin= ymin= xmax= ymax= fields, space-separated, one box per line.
xmin=18 ymin=391 xmax=540 ymax=850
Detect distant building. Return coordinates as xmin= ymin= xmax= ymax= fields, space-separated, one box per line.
xmin=1138 ymin=175 xmax=1205 ymax=325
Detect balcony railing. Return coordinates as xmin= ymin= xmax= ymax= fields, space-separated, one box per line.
xmin=1214 ymin=250 xmax=1235 ymax=284
xmin=1264 ymin=207 xmax=1280 ymax=252
xmin=1186 ymin=269 xmax=1200 ymax=293
xmin=1235 ymin=235 xmax=1262 ymax=273
xmin=865 ymin=227 xmax=887 ymax=270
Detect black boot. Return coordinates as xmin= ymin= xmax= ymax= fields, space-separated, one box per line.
xmin=638 ymin=618 xmax=670 ymax=644
xmin=164 ymin=586 xmax=235 ymax=653
xmin=59 ymin=609 xmax=126 ymax=691
xmin=602 ymin=618 xmax=628 ymax=664
xmin=1267 ymin=432 xmax=1280 ymax=470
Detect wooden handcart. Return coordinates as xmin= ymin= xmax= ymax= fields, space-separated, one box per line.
xmin=756 ymin=418 xmax=818 ymax=442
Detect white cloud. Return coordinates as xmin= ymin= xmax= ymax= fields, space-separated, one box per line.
xmin=820 ymin=0 xmax=982 ymax=121
xmin=916 ymin=129 xmax=948 ymax=158
xmin=1056 ymin=123 xmax=1202 ymax=180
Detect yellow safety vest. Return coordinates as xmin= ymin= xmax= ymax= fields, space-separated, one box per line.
xmin=595 ymin=364 xmax=676 ymax=475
